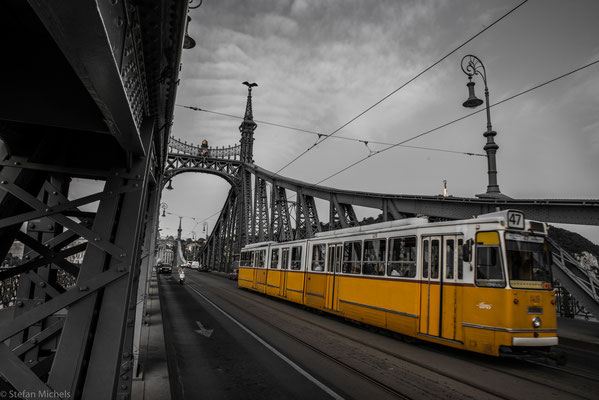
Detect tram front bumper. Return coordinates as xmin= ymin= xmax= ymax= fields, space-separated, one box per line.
xmin=512 ymin=337 xmax=558 ymax=347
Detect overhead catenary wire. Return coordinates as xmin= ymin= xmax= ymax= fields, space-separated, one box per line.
xmin=163 ymin=209 xmax=221 ymax=234
xmin=271 ymin=0 xmax=530 ymax=175
xmin=179 ymin=58 xmax=599 ymax=214
xmin=176 ymin=104 xmax=486 ymax=157
xmin=313 ymin=58 xmax=599 ymax=186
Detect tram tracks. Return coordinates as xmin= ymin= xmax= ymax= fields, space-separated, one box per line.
xmin=187 ymin=276 xmax=507 ymax=399
xmin=215 ymin=287 xmax=510 ymax=399
xmin=417 ymin=343 xmax=599 ymax=399
xmin=524 ymin=358 xmax=599 ymax=382
xmin=191 ymin=275 xmax=598 ymax=399
xmin=187 ymin=279 xmax=412 ymax=399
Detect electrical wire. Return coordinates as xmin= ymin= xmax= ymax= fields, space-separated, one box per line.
xmin=176 ymin=104 xmax=485 ymax=157
xmin=313 ymin=58 xmax=599 ymax=186
xmin=272 ymin=0 xmax=530 ymax=175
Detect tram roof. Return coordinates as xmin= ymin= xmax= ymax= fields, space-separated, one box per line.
xmin=314 ymin=217 xmax=429 ymax=238
xmin=241 ymin=209 xmax=545 ymax=250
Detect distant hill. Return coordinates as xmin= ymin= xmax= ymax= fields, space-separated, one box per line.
xmin=548 ymin=225 xmax=599 ymax=259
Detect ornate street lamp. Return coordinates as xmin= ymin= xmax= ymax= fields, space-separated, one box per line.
xmin=461 ymin=55 xmax=509 ymax=198
xmin=183 ymin=16 xmax=196 ymax=50
xmin=160 ymin=202 xmax=168 ymax=217
xmin=166 ymin=180 xmax=174 ymax=190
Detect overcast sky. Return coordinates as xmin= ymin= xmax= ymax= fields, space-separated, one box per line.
xmin=159 ymin=0 xmax=599 ymax=244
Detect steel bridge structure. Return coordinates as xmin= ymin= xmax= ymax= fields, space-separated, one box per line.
xmin=0 ymin=0 xmax=187 ymax=399
xmin=0 ymin=1 xmax=598 ymax=399
xmin=165 ymin=90 xmax=599 ymax=274
xmin=165 ymin=87 xmax=599 ymax=319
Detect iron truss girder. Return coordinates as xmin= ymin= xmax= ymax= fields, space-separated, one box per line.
xmin=204 ymin=188 xmax=239 ymax=272
xmin=295 ymin=190 xmax=320 ymax=240
xmin=164 ymin=154 xmax=243 ymax=186
xmin=248 ymin=165 xmax=599 ymax=226
xmin=253 ymin=178 xmax=270 ymax=242
xmin=25 ymin=0 xmax=153 ymax=154
xmin=241 ymin=169 xmax=253 ymax=245
xmin=0 ymin=119 xmax=157 ymax=399
xmin=270 ymin=186 xmax=293 ymax=242
xmin=330 ymin=195 xmax=359 ymax=230
xmin=548 ymin=237 xmax=599 ymax=318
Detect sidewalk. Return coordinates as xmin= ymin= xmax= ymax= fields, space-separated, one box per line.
xmin=557 ymin=316 xmax=599 ymax=352
xmin=132 ymin=271 xmax=171 ymax=400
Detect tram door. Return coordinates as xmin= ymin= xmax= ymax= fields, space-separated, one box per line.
xmin=419 ymin=236 xmax=441 ymax=336
xmin=279 ymin=248 xmax=290 ymax=298
xmin=325 ymin=244 xmax=343 ymax=311
xmin=441 ymin=236 xmax=461 ymax=341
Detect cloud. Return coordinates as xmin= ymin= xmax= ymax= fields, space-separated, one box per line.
xmin=172 ymin=0 xmax=599 ymax=244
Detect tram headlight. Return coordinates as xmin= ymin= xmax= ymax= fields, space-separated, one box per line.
xmin=532 ymin=316 xmax=542 ymax=328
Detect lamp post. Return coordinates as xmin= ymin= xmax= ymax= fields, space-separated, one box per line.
xmin=203 ymin=222 xmax=209 ymax=240
xmin=460 ymin=55 xmax=509 ymax=199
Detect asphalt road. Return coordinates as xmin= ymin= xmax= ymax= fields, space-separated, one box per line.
xmin=158 ymin=271 xmax=343 ymax=400
xmin=158 ymin=270 xmax=599 ymax=400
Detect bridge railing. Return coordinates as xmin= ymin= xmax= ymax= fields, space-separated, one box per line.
xmin=169 ymin=137 xmax=241 ymax=160
xmin=548 ymin=236 xmax=599 ymax=319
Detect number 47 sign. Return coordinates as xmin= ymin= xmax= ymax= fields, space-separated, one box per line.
xmin=507 ymin=210 xmax=525 ymax=229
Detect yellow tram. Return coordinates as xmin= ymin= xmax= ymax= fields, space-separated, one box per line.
xmin=238 ymin=210 xmax=559 ymax=358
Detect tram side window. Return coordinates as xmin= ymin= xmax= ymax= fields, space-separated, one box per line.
xmin=475 ymin=232 xmax=505 ymax=288
xmin=342 ymin=241 xmax=362 ymax=274
xmin=257 ymin=250 xmax=266 ymax=268
xmin=311 ymin=244 xmax=326 ymax=271
xmin=446 ymin=239 xmax=455 ymax=279
xmin=457 ymin=238 xmax=464 ymax=279
xmin=388 ymin=236 xmax=417 ymax=278
xmin=475 ymin=246 xmax=505 ymax=287
xmin=271 ymin=248 xmax=280 ymax=269
xmin=240 ymin=251 xmax=250 ymax=268
xmin=248 ymin=251 xmax=255 ymax=268
xmin=423 ymin=240 xmax=429 ymax=278
xmin=281 ymin=248 xmax=290 ymax=270
xmin=290 ymin=246 xmax=302 ymax=270
xmin=430 ymin=239 xmax=440 ymax=279
xmin=363 ymin=239 xmax=386 ymax=276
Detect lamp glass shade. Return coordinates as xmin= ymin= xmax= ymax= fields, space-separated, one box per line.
xmin=463 ymin=81 xmax=484 ymax=108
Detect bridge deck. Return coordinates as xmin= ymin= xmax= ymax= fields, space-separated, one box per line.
xmin=133 ymin=269 xmax=599 ymax=399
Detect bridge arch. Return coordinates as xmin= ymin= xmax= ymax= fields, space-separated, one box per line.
xmin=163 ymin=155 xmax=244 ymax=188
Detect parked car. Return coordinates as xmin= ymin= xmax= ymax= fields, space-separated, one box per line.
xmin=228 ymin=268 xmax=238 ymax=281
xmin=158 ymin=264 xmax=172 ymax=274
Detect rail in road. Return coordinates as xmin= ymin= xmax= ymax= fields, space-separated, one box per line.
xmin=158 ymin=270 xmax=599 ymax=400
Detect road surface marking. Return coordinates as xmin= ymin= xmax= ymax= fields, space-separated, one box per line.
xmin=195 ymin=320 xmax=214 ymax=337
xmin=187 ymin=285 xmax=344 ymax=400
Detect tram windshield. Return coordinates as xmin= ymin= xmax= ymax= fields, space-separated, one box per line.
xmin=505 ymin=233 xmax=553 ymax=289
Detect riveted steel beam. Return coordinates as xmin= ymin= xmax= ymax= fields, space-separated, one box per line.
xmin=270 ymin=186 xmax=293 ymax=242
xmin=248 ymin=164 xmax=599 ymax=226
xmin=254 ymin=178 xmax=270 ymax=242
xmin=241 ymin=169 xmax=253 ymax=245
xmin=44 ymin=119 xmax=155 ymax=399
xmin=26 ymin=0 xmax=146 ymax=154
